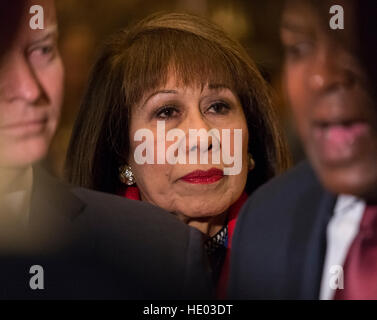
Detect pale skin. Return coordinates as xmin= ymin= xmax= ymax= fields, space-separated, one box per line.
xmin=128 ymin=73 xmax=249 ymax=236
xmin=0 ymin=0 xmax=63 ymax=195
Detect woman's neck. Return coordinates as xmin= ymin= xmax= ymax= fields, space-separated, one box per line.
xmin=185 ymin=211 xmax=228 ymax=237
xmin=138 ymin=189 xmax=229 ymax=237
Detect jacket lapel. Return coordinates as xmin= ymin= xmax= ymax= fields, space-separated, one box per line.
xmin=299 ymin=191 xmax=336 ymax=299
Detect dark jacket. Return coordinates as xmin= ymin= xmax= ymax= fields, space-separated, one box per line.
xmin=229 ymin=161 xmax=336 ymax=299
xmin=0 ymin=166 xmax=212 ymax=299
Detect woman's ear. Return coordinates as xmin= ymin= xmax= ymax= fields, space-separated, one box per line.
xmin=248 ymin=153 xmax=255 ymax=171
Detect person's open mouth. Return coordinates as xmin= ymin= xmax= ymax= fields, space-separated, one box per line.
xmin=312 ymin=119 xmax=372 ymax=165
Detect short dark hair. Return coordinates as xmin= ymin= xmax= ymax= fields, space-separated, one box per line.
xmin=0 ymin=1 xmax=26 ymax=59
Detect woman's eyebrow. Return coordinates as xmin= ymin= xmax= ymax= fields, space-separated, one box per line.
xmin=141 ymin=90 xmax=178 ymax=109
xmin=207 ymin=84 xmax=230 ymax=91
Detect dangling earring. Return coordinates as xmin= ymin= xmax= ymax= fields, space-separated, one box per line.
xmin=248 ymin=153 xmax=255 ymax=171
xmin=119 ymin=165 xmax=136 ymax=186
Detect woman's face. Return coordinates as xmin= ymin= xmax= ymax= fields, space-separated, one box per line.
xmin=127 ymin=72 xmax=249 ymax=220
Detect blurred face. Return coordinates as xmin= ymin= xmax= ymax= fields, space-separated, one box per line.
xmin=281 ymin=0 xmax=377 ymax=201
xmin=0 ymin=0 xmax=63 ymax=168
xmin=128 ymin=73 xmax=249 ymax=220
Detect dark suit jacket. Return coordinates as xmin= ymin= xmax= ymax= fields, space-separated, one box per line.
xmin=0 ymin=166 xmax=212 ymax=299
xmin=229 ymin=161 xmax=337 ymax=299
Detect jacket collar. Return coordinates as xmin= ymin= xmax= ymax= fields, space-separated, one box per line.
xmin=29 ymin=164 xmax=85 ymax=228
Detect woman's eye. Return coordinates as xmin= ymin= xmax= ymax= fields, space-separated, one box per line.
xmin=155 ymin=106 xmax=179 ymax=119
xmin=207 ymin=102 xmax=230 ymax=115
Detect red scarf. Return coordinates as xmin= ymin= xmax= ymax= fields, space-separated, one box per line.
xmin=119 ymin=186 xmax=248 ymax=299
xmin=216 ymin=191 xmax=248 ymax=299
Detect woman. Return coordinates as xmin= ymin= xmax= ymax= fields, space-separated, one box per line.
xmin=65 ymin=12 xmax=290 ymax=294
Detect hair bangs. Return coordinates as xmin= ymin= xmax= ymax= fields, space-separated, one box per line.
xmin=122 ymin=28 xmax=240 ymax=109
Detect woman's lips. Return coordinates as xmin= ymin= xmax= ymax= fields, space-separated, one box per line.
xmin=312 ymin=121 xmax=372 ymax=165
xmin=180 ymin=168 xmax=224 ymax=184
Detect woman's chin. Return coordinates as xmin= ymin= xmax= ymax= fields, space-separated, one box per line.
xmin=175 ymin=202 xmax=230 ymax=219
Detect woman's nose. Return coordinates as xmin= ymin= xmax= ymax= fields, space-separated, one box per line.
xmin=306 ymin=47 xmax=356 ymax=94
xmin=182 ymin=108 xmax=214 ymax=154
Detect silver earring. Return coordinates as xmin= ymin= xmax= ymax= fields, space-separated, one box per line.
xmin=119 ymin=165 xmax=136 ymax=186
xmin=248 ymin=153 xmax=255 ymax=171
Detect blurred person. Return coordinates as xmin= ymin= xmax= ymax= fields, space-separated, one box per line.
xmin=65 ymin=12 xmax=291 ymax=295
xmin=229 ymin=0 xmax=377 ymax=299
xmin=357 ymin=1 xmax=377 ymax=99
xmin=0 ymin=0 xmax=211 ymax=299
xmin=0 ymin=1 xmax=26 ymax=59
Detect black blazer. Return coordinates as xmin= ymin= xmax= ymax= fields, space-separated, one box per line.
xmin=229 ymin=161 xmax=337 ymax=299
xmin=0 ymin=166 xmax=212 ymax=299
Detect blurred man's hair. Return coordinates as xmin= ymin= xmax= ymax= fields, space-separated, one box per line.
xmin=356 ymin=1 xmax=377 ymax=98
xmin=0 ymin=1 xmax=26 ymax=59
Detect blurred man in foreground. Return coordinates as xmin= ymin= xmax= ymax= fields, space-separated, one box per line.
xmin=230 ymin=0 xmax=377 ymax=299
xmin=0 ymin=0 xmax=211 ymax=299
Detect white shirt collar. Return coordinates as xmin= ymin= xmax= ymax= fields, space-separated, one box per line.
xmin=333 ymin=194 xmax=364 ymax=217
xmin=320 ymin=194 xmax=366 ymax=300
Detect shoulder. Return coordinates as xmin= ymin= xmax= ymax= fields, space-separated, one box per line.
xmin=70 ymin=187 xmax=212 ymax=299
xmin=240 ymin=161 xmax=322 ymax=218
xmin=70 ymin=187 xmax=198 ymax=255
xmin=35 ymin=165 xmax=192 ymax=238
xmin=72 ymin=187 xmax=188 ymax=230
xmin=235 ymin=161 xmax=325 ymax=240
xmin=32 ymin=167 xmax=212 ymax=298
xmin=232 ymin=161 xmax=326 ymax=265
xmin=34 ymin=166 xmax=195 ymax=266
xmin=254 ymin=161 xmax=320 ymax=200
xmin=229 ymin=161 xmax=327 ymax=298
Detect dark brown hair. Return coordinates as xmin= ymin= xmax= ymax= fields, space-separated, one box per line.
xmin=65 ymin=12 xmax=291 ymax=194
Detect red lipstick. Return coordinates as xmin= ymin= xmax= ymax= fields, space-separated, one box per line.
xmin=180 ymin=168 xmax=224 ymax=184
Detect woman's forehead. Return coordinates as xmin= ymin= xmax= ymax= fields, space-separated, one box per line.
xmin=157 ymin=71 xmax=233 ymax=91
